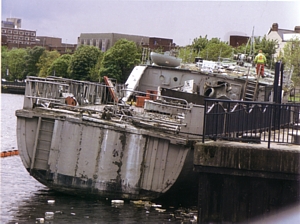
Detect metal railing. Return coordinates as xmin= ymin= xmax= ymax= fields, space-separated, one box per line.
xmin=289 ymin=88 xmax=300 ymax=103
xmin=24 ymin=76 xmax=125 ymax=108
xmin=202 ymin=99 xmax=300 ymax=148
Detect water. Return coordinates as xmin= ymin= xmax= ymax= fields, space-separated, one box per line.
xmin=0 ymin=93 xmax=197 ymax=224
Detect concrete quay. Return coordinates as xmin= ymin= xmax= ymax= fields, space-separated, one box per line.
xmin=194 ymin=141 xmax=300 ymax=223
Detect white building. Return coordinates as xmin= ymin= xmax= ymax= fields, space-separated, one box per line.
xmin=266 ymin=23 xmax=300 ymax=58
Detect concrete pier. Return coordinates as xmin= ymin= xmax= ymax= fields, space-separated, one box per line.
xmin=194 ymin=141 xmax=300 ymax=223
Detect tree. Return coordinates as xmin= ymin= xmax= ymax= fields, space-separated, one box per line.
xmin=178 ymin=45 xmax=196 ymax=63
xmin=23 ymin=46 xmax=45 ymax=77
xmin=200 ymin=40 xmax=233 ymax=61
xmin=100 ymin=39 xmax=141 ymax=83
xmin=192 ymin=35 xmax=209 ymax=54
xmin=1 ymin=47 xmax=9 ymax=79
xmin=68 ymin=45 xmax=101 ymax=81
xmin=48 ymin=54 xmax=72 ymax=78
xmin=6 ymin=48 xmax=27 ymax=81
xmin=89 ymin=54 xmax=104 ymax=82
xmin=36 ymin=50 xmax=60 ymax=77
xmin=283 ymin=37 xmax=300 ymax=86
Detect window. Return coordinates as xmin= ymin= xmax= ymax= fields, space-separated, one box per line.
xmin=19 ymin=41 xmax=23 ymax=44
xmin=30 ymin=37 xmax=35 ymax=41
xmin=2 ymin=29 xmax=6 ymax=33
xmin=8 ymin=30 xmax=12 ymax=34
xmin=13 ymin=36 xmax=18 ymax=39
xmin=13 ymin=30 xmax=18 ymax=34
xmin=7 ymin=35 xmax=12 ymax=39
xmin=19 ymin=36 xmax=24 ymax=40
xmin=19 ymin=31 xmax=24 ymax=35
xmin=25 ymin=37 xmax=29 ymax=40
xmin=31 ymin=32 xmax=35 ymax=36
xmin=13 ymin=40 xmax=18 ymax=43
xmin=25 ymin=32 xmax=29 ymax=36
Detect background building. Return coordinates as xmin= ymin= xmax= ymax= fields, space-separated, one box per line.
xmin=1 ymin=27 xmax=37 ymax=46
xmin=77 ymin=33 xmax=175 ymax=52
xmin=229 ymin=35 xmax=249 ymax=48
xmin=266 ymin=23 xmax=300 ymax=58
xmin=2 ymin=18 xmax=22 ymax=28
xmin=1 ymin=17 xmax=76 ymax=53
xmin=2 ymin=17 xmax=36 ymax=48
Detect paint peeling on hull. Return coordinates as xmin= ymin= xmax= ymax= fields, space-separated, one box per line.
xmin=28 ymin=168 xmax=172 ymax=200
xmin=17 ymin=112 xmax=195 ymax=200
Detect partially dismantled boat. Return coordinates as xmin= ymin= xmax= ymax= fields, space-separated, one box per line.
xmin=16 ymin=54 xmax=293 ymax=200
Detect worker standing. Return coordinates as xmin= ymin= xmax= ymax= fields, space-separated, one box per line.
xmin=254 ymin=50 xmax=267 ymax=78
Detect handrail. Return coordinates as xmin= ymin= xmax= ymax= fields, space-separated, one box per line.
xmin=202 ymin=98 xmax=300 ymax=147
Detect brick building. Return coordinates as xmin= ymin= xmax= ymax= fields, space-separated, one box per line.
xmin=77 ymin=33 xmax=175 ymax=52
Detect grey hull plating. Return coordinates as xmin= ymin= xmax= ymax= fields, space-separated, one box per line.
xmin=16 ymin=109 xmax=195 ymax=200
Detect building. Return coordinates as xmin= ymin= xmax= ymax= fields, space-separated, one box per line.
xmin=1 ymin=26 xmax=37 ymax=46
xmin=35 ymin=36 xmax=77 ymax=54
xmin=266 ymin=23 xmax=300 ymax=58
xmin=1 ymin=17 xmax=76 ymax=54
xmin=77 ymin=33 xmax=175 ymax=52
xmin=229 ymin=35 xmax=249 ymax=48
xmin=2 ymin=18 xmax=22 ymax=28
xmin=2 ymin=17 xmax=36 ymax=47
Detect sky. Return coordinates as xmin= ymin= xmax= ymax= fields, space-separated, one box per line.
xmin=2 ymin=0 xmax=300 ymax=46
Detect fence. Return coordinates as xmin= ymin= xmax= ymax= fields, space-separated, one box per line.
xmin=289 ymin=88 xmax=300 ymax=103
xmin=23 ymin=76 xmax=127 ymax=108
xmin=202 ymin=99 xmax=300 ymax=148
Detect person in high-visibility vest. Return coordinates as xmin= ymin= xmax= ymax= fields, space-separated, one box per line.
xmin=254 ymin=50 xmax=267 ymax=78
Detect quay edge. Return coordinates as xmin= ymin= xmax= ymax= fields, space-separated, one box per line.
xmin=194 ymin=141 xmax=300 ymax=223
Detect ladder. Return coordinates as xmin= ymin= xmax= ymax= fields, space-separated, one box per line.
xmin=243 ymin=80 xmax=259 ymax=101
xmin=242 ymin=65 xmax=261 ymax=101
xmin=30 ymin=117 xmax=54 ymax=173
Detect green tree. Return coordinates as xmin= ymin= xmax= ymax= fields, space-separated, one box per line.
xmin=6 ymin=48 xmax=27 ymax=81
xmin=37 ymin=50 xmax=60 ymax=77
xmin=1 ymin=46 xmax=9 ymax=79
xmin=191 ymin=35 xmax=209 ymax=54
xmin=200 ymin=41 xmax=233 ymax=61
xmin=283 ymin=37 xmax=300 ymax=86
xmin=23 ymin=46 xmax=45 ymax=77
xmin=178 ymin=46 xmax=196 ymax=63
xmin=100 ymin=39 xmax=140 ymax=83
xmin=48 ymin=54 xmax=72 ymax=78
xmin=89 ymin=54 xmax=104 ymax=82
xmin=68 ymin=45 xmax=101 ymax=81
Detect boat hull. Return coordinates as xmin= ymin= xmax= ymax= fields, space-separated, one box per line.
xmin=16 ymin=109 xmax=196 ymax=200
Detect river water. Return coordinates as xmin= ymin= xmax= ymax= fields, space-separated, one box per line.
xmin=0 ymin=93 xmax=197 ymax=224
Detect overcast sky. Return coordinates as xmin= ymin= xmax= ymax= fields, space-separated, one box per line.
xmin=2 ymin=0 xmax=300 ymax=46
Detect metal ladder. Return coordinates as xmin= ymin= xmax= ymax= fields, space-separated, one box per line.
xmin=30 ymin=117 xmax=54 ymax=173
xmin=243 ymin=79 xmax=259 ymax=101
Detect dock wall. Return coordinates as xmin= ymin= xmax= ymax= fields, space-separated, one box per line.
xmin=2 ymin=81 xmax=25 ymax=94
xmin=194 ymin=141 xmax=300 ymax=223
